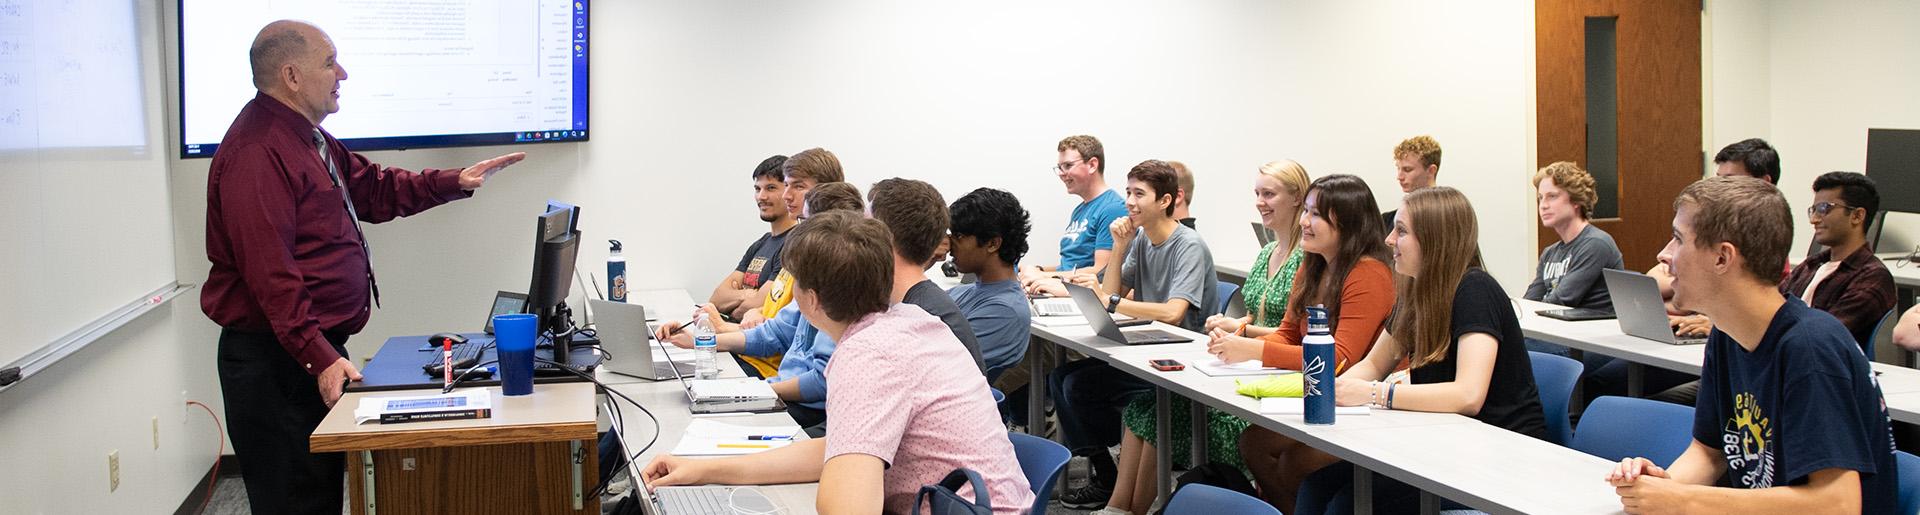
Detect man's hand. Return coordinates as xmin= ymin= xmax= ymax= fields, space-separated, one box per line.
xmin=1608 ymin=457 xmax=1688 ymax=514
xmin=640 ymin=455 xmax=710 ymax=490
xmin=1669 ymin=314 xmax=1712 ymax=338
xmin=458 ymin=152 xmax=527 ymax=190
xmin=318 ymin=357 xmax=363 ymax=408
xmin=1025 ymin=277 xmax=1068 ymax=297
xmin=739 ymin=310 xmax=769 ymax=330
xmin=1109 ymin=217 xmax=1139 ymax=246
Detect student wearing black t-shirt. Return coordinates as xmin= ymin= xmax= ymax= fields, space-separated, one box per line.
xmin=708 ymin=155 xmax=796 ymax=320
xmin=1608 ymin=177 xmax=1896 ymax=514
xmin=1292 ymin=187 xmax=1546 ymax=515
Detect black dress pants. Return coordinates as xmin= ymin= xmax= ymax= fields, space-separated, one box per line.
xmin=217 ymin=328 xmax=350 ymax=515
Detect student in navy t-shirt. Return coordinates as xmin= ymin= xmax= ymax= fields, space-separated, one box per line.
xmin=1609 ymin=177 xmax=1896 ymax=514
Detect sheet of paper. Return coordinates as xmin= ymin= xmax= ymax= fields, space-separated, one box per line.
xmin=1259 ymin=397 xmax=1370 ymax=416
xmin=669 ymin=419 xmax=802 ymax=455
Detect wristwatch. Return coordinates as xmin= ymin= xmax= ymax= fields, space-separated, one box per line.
xmin=1107 ymin=294 xmax=1122 ymax=314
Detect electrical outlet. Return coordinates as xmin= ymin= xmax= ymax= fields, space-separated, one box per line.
xmin=108 ymin=450 xmax=120 ymax=492
xmin=152 ymin=416 xmax=160 ymax=449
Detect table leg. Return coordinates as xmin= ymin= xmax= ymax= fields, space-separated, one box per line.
xmin=1567 ymin=348 xmax=1586 ymax=418
xmin=1027 ymin=337 xmax=1049 ymax=437
xmin=1155 ymin=387 xmax=1173 ymax=507
xmin=1627 ymin=363 xmax=1645 ymax=397
xmin=1354 ymin=466 xmax=1373 ymax=515
xmin=1189 ymin=395 xmax=1207 ymax=468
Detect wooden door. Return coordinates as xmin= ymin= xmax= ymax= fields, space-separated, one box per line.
xmin=1537 ymin=0 xmax=1701 ymax=271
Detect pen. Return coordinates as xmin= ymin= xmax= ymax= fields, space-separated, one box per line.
xmin=746 ymin=435 xmax=792 ymax=441
xmin=716 ymin=443 xmax=771 ymax=449
xmin=668 ymin=305 xmax=705 ymax=335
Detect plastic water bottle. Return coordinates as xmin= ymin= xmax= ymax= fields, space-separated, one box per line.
xmin=693 ymin=316 xmax=719 ymax=379
xmin=1303 ymin=304 xmax=1336 ymax=425
xmin=607 ymin=240 xmax=628 ymax=302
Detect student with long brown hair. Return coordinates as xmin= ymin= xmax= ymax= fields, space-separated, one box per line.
xmin=1206 ymin=174 xmax=1396 ymax=510
xmin=1292 ymin=187 xmax=1547 ymax=514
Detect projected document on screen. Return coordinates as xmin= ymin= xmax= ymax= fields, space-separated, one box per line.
xmin=179 ymin=0 xmax=588 ymax=157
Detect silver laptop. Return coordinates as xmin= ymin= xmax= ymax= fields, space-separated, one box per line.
xmin=588 ymin=299 xmax=694 ymax=380
xmin=643 ymin=483 xmax=776 ymax=515
xmin=1251 ymin=222 xmax=1275 ymax=246
xmin=1601 ymin=269 xmax=1707 ymax=345
xmin=1063 ymin=283 xmax=1192 ymax=345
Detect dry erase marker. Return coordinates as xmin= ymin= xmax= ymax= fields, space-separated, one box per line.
xmin=442 ymin=339 xmax=454 ymax=388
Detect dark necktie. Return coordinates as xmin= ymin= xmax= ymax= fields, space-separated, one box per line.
xmin=313 ymin=129 xmax=381 ymax=308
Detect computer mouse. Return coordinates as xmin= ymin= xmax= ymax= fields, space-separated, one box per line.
xmin=429 ymin=333 xmax=469 ymax=346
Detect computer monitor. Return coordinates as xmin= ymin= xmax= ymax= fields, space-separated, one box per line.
xmin=529 ymin=204 xmax=582 ymax=364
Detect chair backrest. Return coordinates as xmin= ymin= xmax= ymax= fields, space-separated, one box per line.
xmin=1528 ymin=351 xmax=1583 ymax=446
xmin=1898 ymin=450 xmax=1920 ymax=515
xmin=1215 ymin=281 xmax=1240 ymax=316
xmin=1163 ymin=483 xmax=1282 ymax=515
xmin=1570 ymin=396 xmax=1694 ymax=466
xmin=1872 ymin=308 xmax=1900 ymax=364
xmin=1222 ymin=286 xmax=1248 ymax=319
xmin=1007 ymin=432 xmax=1070 ymax=515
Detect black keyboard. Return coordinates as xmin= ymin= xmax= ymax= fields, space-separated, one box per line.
xmin=423 ymin=343 xmax=487 ymax=377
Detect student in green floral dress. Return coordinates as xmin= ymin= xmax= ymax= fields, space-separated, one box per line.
xmin=1093 ymin=160 xmax=1311 ymax=515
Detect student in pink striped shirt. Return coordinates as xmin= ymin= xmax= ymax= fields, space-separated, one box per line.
xmin=643 ymin=210 xmax=1032 ymax=514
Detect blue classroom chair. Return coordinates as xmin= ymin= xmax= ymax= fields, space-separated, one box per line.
xmin=1164 ymin=483 xmax=1281 ymax=515
xmin=1528 ymin=351 xmax=1583 ymax=446
xmin=1569 ymin=396 xmax=1693 ymax=466
xmin=1008 ymin=432 xmax=1070 ymax=515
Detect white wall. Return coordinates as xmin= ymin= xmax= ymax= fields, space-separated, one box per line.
xmin=1709 ymin=0 xmax=1920 ymax=259
xmin=172 ymin=0 xmax=1543 ymax=362
xmin=0 ymin=1 xmax=228 ymax=513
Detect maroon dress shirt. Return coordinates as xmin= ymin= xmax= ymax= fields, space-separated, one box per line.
xmin=202 ymin=93 xmax=470 ymax=375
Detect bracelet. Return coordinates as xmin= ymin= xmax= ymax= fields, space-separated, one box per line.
xmin=1386 ymin=382 xmax=1398 ymax=410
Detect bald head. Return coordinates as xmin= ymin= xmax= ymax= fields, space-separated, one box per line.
xmin=250 ymin=21 xmax=319 ymax=91
xmin=247 ymin=21 xmax=346 ymax=124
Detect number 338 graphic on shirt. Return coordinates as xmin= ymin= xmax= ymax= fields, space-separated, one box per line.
xmin=1722 ymin=392 xmax=1776 ymax=488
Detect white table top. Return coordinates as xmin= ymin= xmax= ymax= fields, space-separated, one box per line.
xmin=1216 ymin=259 xmax=1253 ymax=282
xmin=1877 ymin=254 xmax=1920 ymax=288
xmin=1030 ymin=318 xmax=1626 ymax=514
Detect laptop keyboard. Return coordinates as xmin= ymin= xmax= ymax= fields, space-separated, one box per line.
xmin=658 ymin=487 xmax=731 ymax=514
xmin=422 ymin=343 xmax=486 ymax=376
xmin=1032 ymin=298 xmax=1079 ymax=317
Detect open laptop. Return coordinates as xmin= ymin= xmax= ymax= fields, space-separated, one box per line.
xmin=640 ymin=480 xmax=776 ymax=515
xmin=1251 ymin=221 xmax=1275 ymax=246
xmin=1063 ymin=283 xmax=1192 ymax=345
xmin=647 ymin=326 xmax=785 ymax=414
xmin=1601 ymin=269 xmax=1707 ymax=345
xmin=588 ymin=299 xmax=692 ymax=381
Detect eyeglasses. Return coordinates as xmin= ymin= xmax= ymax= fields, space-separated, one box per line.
xmin=1053 ymin=158 xmax=1087 ymax=173
xmin=1807 ymin=201 xmax=1856 ymax=217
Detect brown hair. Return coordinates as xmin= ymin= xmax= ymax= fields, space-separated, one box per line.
xmin=1394 ymin=135 xmax=1443 ymax=169
xmin=1388 ymin=187 xmax=1483 ymax=368
xmin=1127 ymin=160 xmax=1180 ymax=216
xmin=868 ymin=178 xmax=950 ymax=265
xmin=1169 ymin=161 xmax=1195 ymax=206
xmin=782 ymin=147 xmax=844 ymax=184
xmin=1532 ymin=161 xmax=1598 ymax=220
xmin=803 ymin=181 xmax=863 ymax=216
xmin=1673 ymin=177 xmax=1792 ymax=284
xmin=1290 ymin=174 xmax=1391 ymax=328
xmin=1057 ymin=135 xmax=1106 ymax=175
xmin=781 ymin=210 xmax=894 ymax=322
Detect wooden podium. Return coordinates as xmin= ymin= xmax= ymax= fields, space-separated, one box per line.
xmin=312 ymin=382 xmax=601 ymax=515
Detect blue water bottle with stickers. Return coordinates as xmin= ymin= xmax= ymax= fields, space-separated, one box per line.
xmin=1303 ymin=304 xmax=1336 ymax=425
xmin=607 ymin=240 xmax=627 ymax=302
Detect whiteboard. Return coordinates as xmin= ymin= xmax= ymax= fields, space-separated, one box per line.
xmin=0 ymin=0 xmax=177 ymax=384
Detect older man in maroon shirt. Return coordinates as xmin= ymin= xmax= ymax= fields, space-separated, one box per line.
xmin=202 ymin=20 xmax=524 ymax=514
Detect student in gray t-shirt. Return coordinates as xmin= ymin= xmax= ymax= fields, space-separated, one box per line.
xmin=1524 ymin=162 xmax=1624 ymax=311
xmin=1082 ymin=160 xmax=1220 ymax=331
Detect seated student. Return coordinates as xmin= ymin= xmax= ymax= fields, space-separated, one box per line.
xmin=709 ymin=155 xmax=794 ymax=321
xmin=868 ymin=178 xmax=987 ymax=373
xmin=1381 ymin=135 xmax=1441 ymax=228
xmin=1607 ymin=177 xmax=1897 ymax=514
xmin=1204 ymin=174 xmax=1397 ymax=511
xmin=1293 ymin=187 xmax=1548 ymax=515
xmin=642 ymin=211 xmax=1034 ymax=515
xmin=945 ymin=187 xmax=1035 ymax=380
xmin=1651 ymin=138 xmax=1782 ymax=312
xmin=655 ymin=182 xmax=865 ymax=430
xmin=1023 ymin=135 xmax=1128 ymax=296
xmin=1521 ymin=162 xmax=1624 ymax=365
xmin=737 ymin=147 xmax=847 ymax=332
xmin=1206 ymin=160 xmax=1310 ymax=339
xmin=1049 ymin=160 xmax=1220 ymax=509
